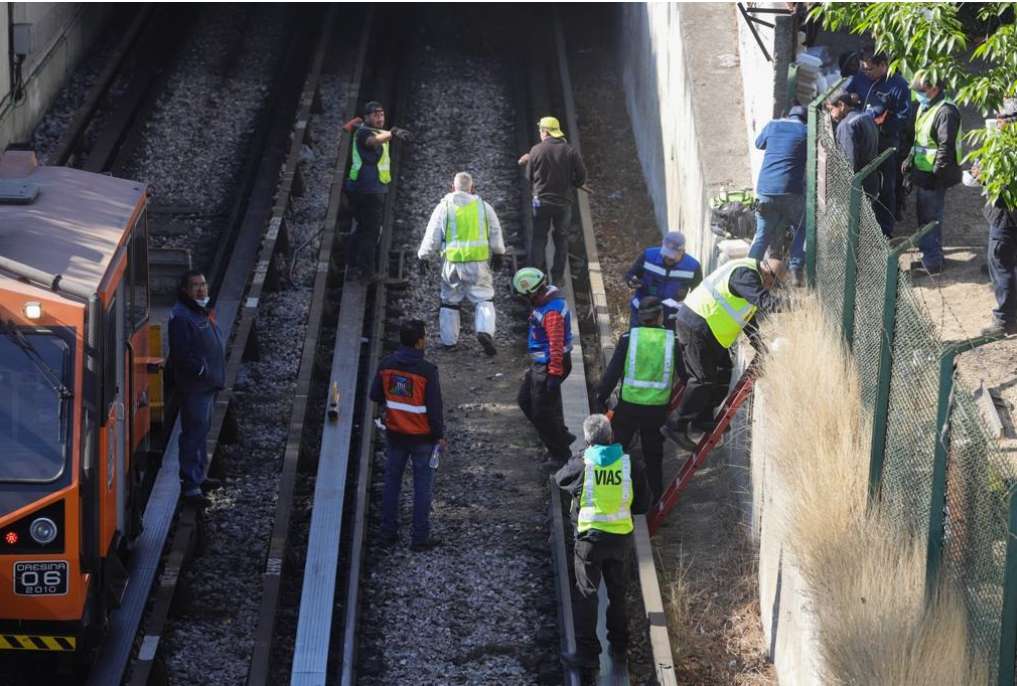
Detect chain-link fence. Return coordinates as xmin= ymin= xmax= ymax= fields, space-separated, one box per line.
xmin=807 ymin=94 xmax=1017 ymax=685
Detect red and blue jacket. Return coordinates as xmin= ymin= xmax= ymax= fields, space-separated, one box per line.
xmin=528 ymin=287 xmax=573 ymax=376
xmin=369 ymin=346 xmax=444 ymax=444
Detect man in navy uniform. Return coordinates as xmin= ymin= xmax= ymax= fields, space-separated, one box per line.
xmin=624 ymin=231 xmax=701 ymax=329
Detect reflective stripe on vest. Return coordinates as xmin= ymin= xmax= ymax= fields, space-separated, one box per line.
xmin=912 ymin=100 xmax=963 ymax=173
xmin=684 ymin=257 xmax=759 ymax=349
xmin=380 ymin=368 xmax=430 ymax=435
xmin=642 ymin=262 xmax=696 ymax=280
xmin=578 ymin=452 xmax=633 ymax=534
xmin=621 ymin=327 xmax=674 ymax=406
xmin=444 ymin=196 xmax=490 ymax=262
xmin=349 ymin=127 xmax=392 ymax=184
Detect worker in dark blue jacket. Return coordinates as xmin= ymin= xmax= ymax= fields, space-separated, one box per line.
xmin=168 ymin=270 xmax=226 ymax=505
xmin=845 ymin=48 xmax=912 ymax=237
xmin=369 ymin=319 xmax=445 ymax=551
xmin=625 ymin=231 xmax=702 ymax=328
xmin=748 ymin=105 xmax=807 ymax=285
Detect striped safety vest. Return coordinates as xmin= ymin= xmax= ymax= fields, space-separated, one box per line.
xmin=578 ymin=448 xmax=633 ymax=535
xmin=349 ymin=127 xmax=391 ymax=184
xmin=380 ymin=368 xmax=430 ymax=435
xmin=528 ymin=291 xmax=574 ymax=363
xmin=684 ymin=257 xmax=759 ymax=349
xmin=912 ymin=99 xmax=963 ymax=173
xmin=444 ymin=195 xmax=490 ymax=263
xmin=620 ymin=327 xmax=674 ymax=406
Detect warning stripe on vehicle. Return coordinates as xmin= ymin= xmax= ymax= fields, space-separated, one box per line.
xmin=0 ymin=634 xmax=76 ymax=651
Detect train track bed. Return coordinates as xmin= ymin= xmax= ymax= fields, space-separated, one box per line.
xmin=155 ymin=41 xmax=349 ymax=684
xmin=28 ymin=7 xmax=139 ymax=163
xmin=352 ymin=14 xmax=561 ymax=685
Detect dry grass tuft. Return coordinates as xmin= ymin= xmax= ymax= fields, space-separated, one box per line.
xmin=758 ymin=295 xmax=988 ymax=685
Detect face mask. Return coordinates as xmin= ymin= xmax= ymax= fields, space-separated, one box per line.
xmin=916 ymin=92 xmax=931 ymax=107
xmin=196 ymin=297 xmax=210 ymax=308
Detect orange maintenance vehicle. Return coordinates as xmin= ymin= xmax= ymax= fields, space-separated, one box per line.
xmin=0 ymin=149 xmax=159 ymax=658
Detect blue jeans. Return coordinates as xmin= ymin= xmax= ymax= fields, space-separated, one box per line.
xmin=916 ymin=186 xmax=946 ymax=268
xmin=178 ymin=390 xmax=215 ymax=496
xmin=748 ymin=193 xmax=805 ymax=270
xmin=989 ymin=220 xmax=1017 ymax=326
xmin=380 ymin=440 xmax=435 ymax=544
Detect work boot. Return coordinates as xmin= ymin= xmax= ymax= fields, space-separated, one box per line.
xmin=200 ymin=477 xmax=224 ymax=493
xmin=661 ymin=425 xmax=698 ymax=452
xmin=182 ymin=492 xmax=211 ymax=509
xmin=981 ymin=319 xmax=1017 ymax=337
xmin=477 ymin=332 xmax=497 ymax=356
xmin=560 ymin=650 xmax=599 ymax=674
xmin=410 ymin=536 xmax=442 ymax=552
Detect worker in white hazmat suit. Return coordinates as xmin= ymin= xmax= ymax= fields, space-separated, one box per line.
xmin=417 ymin=171 xmax=506 ymax=355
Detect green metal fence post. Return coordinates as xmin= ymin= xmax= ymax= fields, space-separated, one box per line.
xmin=924 ymin=335 xmax=1000 ymax=593
xmin=868 ymin=222 xmax=940 ymax=502
xmin=997 ymin=489 xmax=1017 ymax=686
xmin=804 ymin=78 xmax=845 ymax=288
xmin=842 ymin=147 xmax=894 ymax=347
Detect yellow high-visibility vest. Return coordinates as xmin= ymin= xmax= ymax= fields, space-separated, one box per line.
xmin=684 ymin=258 xmax=759 ymax=348
xmin=444 ymin=196 xmax=490 ymax=263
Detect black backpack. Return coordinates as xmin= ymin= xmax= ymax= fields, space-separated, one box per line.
xmin=710 ymin=190 xmax=757 ymax=240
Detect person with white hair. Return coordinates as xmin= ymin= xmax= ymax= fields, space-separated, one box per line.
xmin=418 ymin=171 xmax=506 ymax=355
xmin=554 ymin=414 xmax=651 ymax=676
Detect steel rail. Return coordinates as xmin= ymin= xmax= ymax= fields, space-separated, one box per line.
xmin=86 ymin=9 xmax=323 ymax=685
xmin=245 ymin=9 xmax=369 ymax=686
xmin=48 ymin=4 xmax=153 ymax=167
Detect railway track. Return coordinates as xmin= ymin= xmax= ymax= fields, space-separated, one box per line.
xmin=9 ymin=7 xmax=678 ymax=684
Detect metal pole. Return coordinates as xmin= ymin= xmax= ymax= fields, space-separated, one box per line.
xmin=925 ymin=335 xmax=1001 ymax=594
xmin=805 ymin=77 xmax=845 ymax=288
xmin=868 ymin=221 xmax=939 ymax=501
xmin=998 ymin=489 xmax=1017 ymax=686
xmin=842 ymin=147 xmax=894 ymax=346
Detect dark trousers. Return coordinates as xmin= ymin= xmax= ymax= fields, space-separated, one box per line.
xmin=611 ymin=401 xmax=667 ymax=503
xmin=673 ymin=320 xmax=732 ymax=430
xmin=346 ymin=191 xmax=386 ymax=273
xmin=178 ymin=390 xmax=215 ymax=496
xmin=518 ymin=357 xmax=573 ymax=459
xmin=874 ymin=146 xmax=898 ymax=238
xmin=530 ymin=203 xmax=573 ymax=284
xmin=989 ymin=220 xmax=1017 ymax=326
xmin=574 ymin=532 xmax=632 ymax=661
xmin=380 ymin=440 xmax=434 ymax=545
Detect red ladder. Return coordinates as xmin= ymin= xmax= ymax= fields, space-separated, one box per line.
xmin=647 ymin=364 xmax=758 ymax=535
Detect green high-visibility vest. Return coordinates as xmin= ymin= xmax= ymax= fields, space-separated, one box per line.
xmin=684 ymin=257 xmax=759 ymax=349
xmin=348 ymin=127 xmax=391 ymax=184
xmin=444 ymin=196 xmax=490 ymax=263
xmin=578 ymin=450 xmax=633 ymax=535
xmin=912 ymin=99 xmax=963 ymax=173
xmin=621 ymin=327 xmax=674 ymax=406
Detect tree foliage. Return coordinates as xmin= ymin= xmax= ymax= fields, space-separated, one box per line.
xmin=810 ymin=2 xmax=1017 ymax=206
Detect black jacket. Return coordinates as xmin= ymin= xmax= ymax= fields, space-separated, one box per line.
xmin=985 ymin=198 xmax=1017 ymax=233
xmin=909 ymin=94 xmax=963 ymax=190
xmin=527 ymin=137 xmax=587 ymax=207
xmin=554 ymin=446 xmax=651 ymax=538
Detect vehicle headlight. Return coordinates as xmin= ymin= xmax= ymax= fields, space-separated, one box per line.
xmin=29 ymin=517 xmax=57 ymax=545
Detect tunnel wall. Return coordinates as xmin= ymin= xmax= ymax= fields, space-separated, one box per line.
xmin=0 ymin=4 xmax=111 ymax=150
xmin=619 ymin=3 xmax=752 ymax=272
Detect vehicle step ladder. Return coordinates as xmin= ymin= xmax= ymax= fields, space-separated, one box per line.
xmin=648 ymin=363 xmax=758 ymax=535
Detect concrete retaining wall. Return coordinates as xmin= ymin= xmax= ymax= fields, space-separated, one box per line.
xmin=619 ymin=2 xmax=752 ymax=272
xmin=0 ymin=3 xmax=111 ymax=149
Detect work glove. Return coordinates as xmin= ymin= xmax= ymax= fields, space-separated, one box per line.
xmin=626 ymin=275 xmax=642 ymax=289
xmin=490 ymin=253 xmax=504 ymax=272
xmin=546 ymin=375 xmax=563 ymax=392
xmin=390 ymin=126 xmax=413 ymax=142
xmin=342 ymin=116 xmax=363 ymax=133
